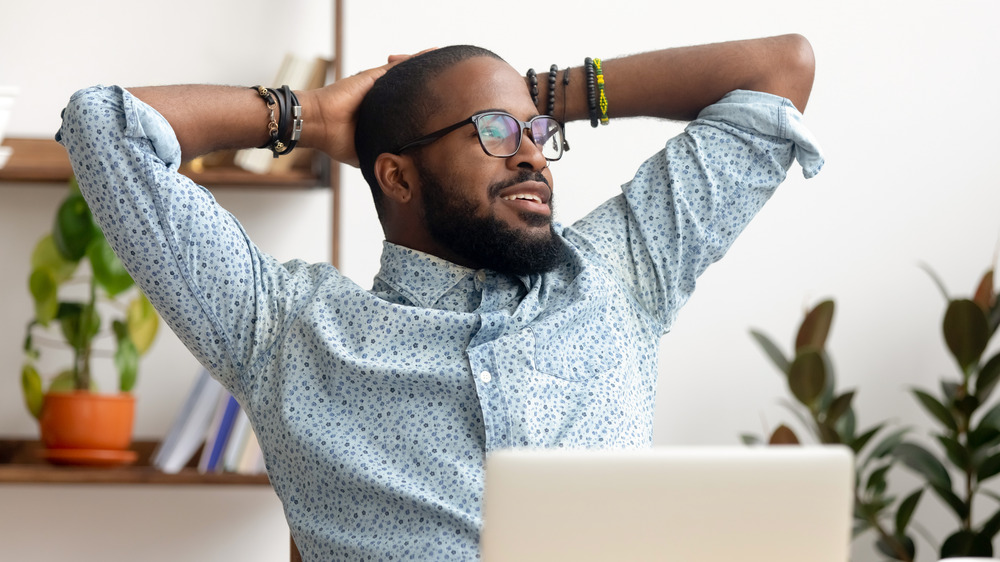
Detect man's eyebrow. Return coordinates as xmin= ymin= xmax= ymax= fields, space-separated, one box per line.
xmin=476 ymin=108 xmax=541 ymax=119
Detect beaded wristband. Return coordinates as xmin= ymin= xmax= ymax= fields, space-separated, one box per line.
xmin=584 ymin=58 xmax=598 ymax=128
xmin=560 ymin=68 xmax=571 ymax=151
xmin=252 ymin=85 xmax=280 ymax=150
xmin=547 ymin=64 xmax=558 ymax=116
xmin=251 ymin=85 xmax=302 ymax=158
xmin=526 ymin=68 xmax=539 ymax=108
xmin=594 ymin=58 xmax=609 ymax=125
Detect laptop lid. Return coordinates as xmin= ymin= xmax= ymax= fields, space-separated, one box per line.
xmin=480 ymin=446 xmax=854 ymax=562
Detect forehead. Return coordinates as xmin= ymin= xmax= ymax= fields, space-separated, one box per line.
xmin=427 ymin=56 xmax=536 ymax=126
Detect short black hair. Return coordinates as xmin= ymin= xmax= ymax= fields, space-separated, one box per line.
xmin=354 ymin=45 xmax=504 ymax=218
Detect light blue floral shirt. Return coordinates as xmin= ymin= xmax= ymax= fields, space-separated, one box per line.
xmin=58 ymin=86 xmax=822 ymax=561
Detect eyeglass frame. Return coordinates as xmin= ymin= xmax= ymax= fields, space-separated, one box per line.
xmin=393 ymin=110 xmax=564 ymax=161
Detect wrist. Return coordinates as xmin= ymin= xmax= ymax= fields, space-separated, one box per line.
xmin=294 ymin=89 xmax=324 ymax=151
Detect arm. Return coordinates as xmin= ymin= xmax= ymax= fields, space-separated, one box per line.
xmin=128 ymin=55 xmax=412 ymax=165
xmin=538 ymin=34 xmax=815 ymax=121
xmin=557 ymin=35 xmax=822 ymax=330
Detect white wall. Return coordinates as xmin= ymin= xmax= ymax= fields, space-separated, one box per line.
xmin=1 ymin=1 xmax=998 ymax=561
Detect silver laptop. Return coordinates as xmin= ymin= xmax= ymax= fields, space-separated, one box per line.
xmin=480 ymin=446 xmax=854 ymax=562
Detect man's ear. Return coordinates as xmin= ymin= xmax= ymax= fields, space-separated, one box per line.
xmin=374 ymin=153 xmax=417 ymax=204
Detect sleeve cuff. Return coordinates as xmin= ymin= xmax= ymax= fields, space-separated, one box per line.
xmin=695 ymin=89 xmax=825 ymax=179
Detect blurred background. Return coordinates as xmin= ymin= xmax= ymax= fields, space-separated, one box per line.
xmin=1 ymin=1 xmax=997 ymax=560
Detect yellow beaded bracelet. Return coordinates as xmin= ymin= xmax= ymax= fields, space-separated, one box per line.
xmin=594 ymin=58 xmax=609 ymax=125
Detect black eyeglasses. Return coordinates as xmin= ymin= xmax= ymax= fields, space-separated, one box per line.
xmin=394 ymin=111 xmax=564 ymax=161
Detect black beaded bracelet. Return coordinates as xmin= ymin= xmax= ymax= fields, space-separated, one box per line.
xmin=547 ymin=64 xmax=558 ymax=116
xmin=526 ymin=68 xmax=539 ymax=108
xmin=584 ymin=58 xmax=599 ymax=128
xmin=560 ymin=68 xmax=571 ymax=152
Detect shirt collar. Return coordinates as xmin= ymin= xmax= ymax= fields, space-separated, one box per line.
xmin=374 ymin=241 xmax=534 ymax=309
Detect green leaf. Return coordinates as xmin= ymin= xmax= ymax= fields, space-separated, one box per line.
xmin=933 ymin=483 xmax=969 ymax=522
xmin=57 ymin=301 xmax=100 ymax=353
xmin=979 ymin=402 xmax=1000 ymax=432
xmin=836 ymin=404 xmax=857 ymax=441
xmin=127 ymin=293 xmax=158 ymax=355
xmin=936 ymin=434 xmax=971 ymax=471
xmin=788 ymin=349 xmax=826 ymax=407
xmin=955 ymin=393 xmax=981 ymax=421
xmin=28 ymin=267 xmax=59 ymax=326
xmin=895 ymin=488 xmax=923 ymax=534
xmin=968 ymin=425 xmax=1000 ymax=452
xmin=976 ymin=352 xmax=1000 ymax=403
xmin=52 ymin=192 xmax=96 ymax=261
xmin=980 ymin=505 xmax=1000 ymax=540
xmin=817 ymin=422 xmax=841 ymax=444
xmin=86 ymin=232 xmax=134 ymax=296
xmin=940 ymin=529 xmax=977 ymax=558
xmin=115 ymin=336 xmax=139 ymax=392
xmin=20 ymin=364 xmax=43 ymax=419
xmin=895 ymin=442 xmax=952 ymax=491
xmin=912 ymin=388 xmax=958 ymax=432
xmin=919 ymin=262 xmax=951 ymax=301
xmin=940 ymin=527 xmax=993 ymax=558
xmin=866 ymin=464 xmax=891 ymax=495
xmin=779 ymin=399 xmax=818 ymax=441
xmin=749 ymin=329 xmax=790 ymax=374
xmin=944 ymin=299 xmax=990 ymax=374
xmin=48 ymin=369 xmax=77 ymax=392
xmin=876 ymin=534 xmax=916 ymax=561
xmin=851 ymin=423 xmax=884 ymax=456
xmin=977 ymin=452 xmax=1000 ymax=484
xmin=795 ymin=299 xmax=835 ymax=352
xmin=825 ymin=391 xmax=855 ymax=426
xmin=941 ymin=380 xmax=960 ymax=403
xmin=870 ymin=427 xmax=909 ymax=459
xmin=852 ymin=517 xmax=872 ymax=538
xmin=30 ymin=234 xmax=78 ymax=283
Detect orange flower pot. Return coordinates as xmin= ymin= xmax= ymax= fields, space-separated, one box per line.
xmin=39 ymin=391 xmax=135 ymax=451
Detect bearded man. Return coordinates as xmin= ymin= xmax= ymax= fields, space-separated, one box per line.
xmin=57 ymin=34 xmax=822 ymax=560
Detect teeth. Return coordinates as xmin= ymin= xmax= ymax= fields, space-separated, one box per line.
xmin=502 ymin=194 xmax=542 ymax=203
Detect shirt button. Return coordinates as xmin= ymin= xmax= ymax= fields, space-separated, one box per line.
xmin=476 ymin=270 xmax=487 ymax=283
xmin=479 ymin=370 xmax=492 ymax=383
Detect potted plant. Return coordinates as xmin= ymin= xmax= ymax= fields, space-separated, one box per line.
xmin=20 ymin=177 xmax=159 ymax=465
xmin=746 ymin=261 xmax=1000 ymax=561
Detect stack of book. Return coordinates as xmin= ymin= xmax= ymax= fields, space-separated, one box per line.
xmin=151 ymin=369 xmax=266 ymax=475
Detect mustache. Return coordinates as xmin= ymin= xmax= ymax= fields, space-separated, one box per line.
xmin=488 ymin=170 xmax=550 ymax=199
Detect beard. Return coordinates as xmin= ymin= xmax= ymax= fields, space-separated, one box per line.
xmin=417 ymin=163 xmax=564 ymax=276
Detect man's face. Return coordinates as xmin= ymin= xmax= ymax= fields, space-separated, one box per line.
xmin=405 ymin=56 xmax=561 ymax=274
xmin=417 ymin=161 xmax=562 ymax=275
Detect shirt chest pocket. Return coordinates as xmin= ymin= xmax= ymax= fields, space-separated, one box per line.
xmin=526 ymin=297 xmax=626 ymax=381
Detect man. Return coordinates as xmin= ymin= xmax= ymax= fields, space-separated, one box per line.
xmin=57 ymin=34 xmax=823 ymax=560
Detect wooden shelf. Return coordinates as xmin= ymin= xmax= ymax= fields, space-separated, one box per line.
xmin=0 ymin=438 xmax=270 ymax=486
xmin=0 ymin=137 xmax=329 ymax=189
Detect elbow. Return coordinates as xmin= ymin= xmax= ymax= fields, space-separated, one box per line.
xmin=747 ymin=34 xmax=816 ymax=113
xmin=781 ymin=33 xmax=816 ymax=113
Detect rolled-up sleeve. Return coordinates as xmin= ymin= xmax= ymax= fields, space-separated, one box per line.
xmin=566 ymin=89 xmax=825 ymax=332
xmin=56 ymin=86 xmax=320 ymax=399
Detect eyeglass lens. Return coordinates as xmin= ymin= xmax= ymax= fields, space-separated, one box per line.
xmin=476 ymin=113 xmax=563 ymax=161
